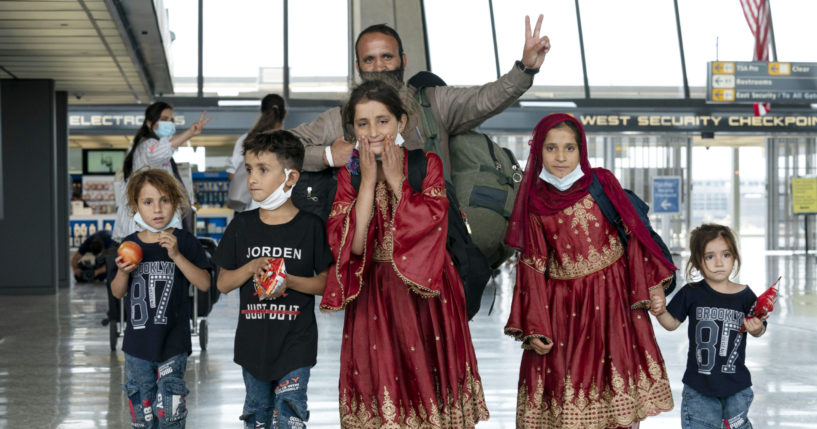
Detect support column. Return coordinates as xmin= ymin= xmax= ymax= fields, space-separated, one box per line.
xmin=0 ymin=79 xmax=60 ymax=295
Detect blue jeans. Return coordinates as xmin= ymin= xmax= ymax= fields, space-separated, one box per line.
xmin=241 ymin=366 xmax=310 ymax=429
xmin=681 ymin=384 xmax=754 ymax=429
xmin=123 ymin=353 xmax=189 ymax=429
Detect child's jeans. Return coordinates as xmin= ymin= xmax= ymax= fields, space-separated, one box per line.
xmin=682 ymin=384 xmax=754 ymax=429
xmin=240 ymin=366 xmax=310 ymax=429
xmin=123 ymin=353 xmax=189 ymax=429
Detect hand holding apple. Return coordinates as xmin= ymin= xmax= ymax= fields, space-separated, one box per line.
xmin=117 ymin=241 xmax=142 ymax=265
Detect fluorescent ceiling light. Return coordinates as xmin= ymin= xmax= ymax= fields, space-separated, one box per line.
xmin=519 ymin=101 xmax=577 ymax=108
xmin=218 ymin=99 xmax=261 ymax=107
xmin=811 ymin=104 xmax=817 ymax=109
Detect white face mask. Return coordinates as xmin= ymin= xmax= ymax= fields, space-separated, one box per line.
xmin=134 ymin=212 xmax=182 ymax=233
xmin=254 ymin=169 xmax=293 ymax=210
xmin=539 ymin=163 xmax=585 ymax=191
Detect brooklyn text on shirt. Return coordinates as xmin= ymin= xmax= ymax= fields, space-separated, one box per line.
xmin=245 ymin=246 xmax=302 ymax=260
xmin=696 ymin=307 xmax=745 ymax=325
xmin=241 ymin=303 xmax=301 ymax=321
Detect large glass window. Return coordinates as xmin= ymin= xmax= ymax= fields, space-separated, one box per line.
xmin=679 ymin=0 xmax=755 ymax=98
xmin=771 ymin=0 xmax=817 ymax=62
xmin=202 ymin=0 xmax=284 ymax=97
xmin=288 ymin=0 xmax=349 ymax=99
xmin=164 ymin=0 xmax=199 ymax=94
xmin=580 ymin=0 xmax=684 ymax=98
xmin=424 ymin=0 xmax=497 ymax=86
xmin=492 ymin=0 xmax=585 ymax=99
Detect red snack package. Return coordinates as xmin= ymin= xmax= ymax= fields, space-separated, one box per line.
xmin=253 ymin=258 xmax=287 ymax=300
xmin=740 ymin=276 xmax=781 ymax=333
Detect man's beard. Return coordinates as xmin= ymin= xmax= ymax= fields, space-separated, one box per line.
xmin=359 ymin=67 xmax=404 ymax=85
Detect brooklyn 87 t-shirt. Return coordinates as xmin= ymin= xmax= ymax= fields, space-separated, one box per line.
xmin=215 ymin=209 xmax=333 ymax=382
xmin=667 ymin=280 xmax=762 ymax=397
xmin=121 ymin=229 xmax=210 ymax=362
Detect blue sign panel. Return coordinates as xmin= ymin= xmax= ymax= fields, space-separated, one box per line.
xmin=652 ymin=176 xmax=681 ymax=214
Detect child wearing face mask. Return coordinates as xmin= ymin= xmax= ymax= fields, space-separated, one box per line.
xmin=654 ymin=224 xmax=765 ymax=429
xmin=214 ymin=130 xmax=333 ymax=429
xmin=111 ymin=169 xmax=211 ymax=429
xmin=321 ymin=79 xmax=489 ymax=427
xmin=504 ymin=113 xmax=677 ymax=428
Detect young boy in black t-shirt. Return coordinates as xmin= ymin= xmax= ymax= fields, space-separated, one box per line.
xmin=215 ymin=130 xmax=333 ymax=429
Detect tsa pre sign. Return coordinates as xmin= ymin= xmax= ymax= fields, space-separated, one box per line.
xmin=791 ymin=177 xmax=817 ymax=214
xmin=652 ymin=177 xmax=681 ymax=214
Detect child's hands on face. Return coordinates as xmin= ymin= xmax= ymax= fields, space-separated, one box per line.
xmin=382 ymin=134 xmax=404 ymax=193
xmin=358 ymin=137 xmax=377 ymax=185
xmin=744 ymin=316 xmax=764 ymax=336
xmin=527 ymin=337 xmax=554 ymax=356
xmin=115 ymin=256 xmax=138 ymax=274
xmin=158 ymin=230 xmax=179 ymax=259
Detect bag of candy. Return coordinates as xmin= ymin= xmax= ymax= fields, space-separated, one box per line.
xmin=253 ymin=258 xmax=287 ymax=300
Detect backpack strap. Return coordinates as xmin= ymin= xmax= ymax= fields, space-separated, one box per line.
xmin=588 ymin=173 xmax=628 ymax=245
xmin=350 ymin=149 xmax=427 ymax=194
xmin=413 ymin=88 xmax=451 ymax=182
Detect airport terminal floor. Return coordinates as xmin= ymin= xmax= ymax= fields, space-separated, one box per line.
xmin=1 ymin=238 xmax=816 ymax=428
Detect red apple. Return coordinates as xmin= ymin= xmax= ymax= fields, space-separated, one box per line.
xmin=118 ymin=241 xmax=143 ymax=265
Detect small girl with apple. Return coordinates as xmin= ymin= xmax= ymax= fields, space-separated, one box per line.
xmin=111 ymin=168 xmax=211 ymax=428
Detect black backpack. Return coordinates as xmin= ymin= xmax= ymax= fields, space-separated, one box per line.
xmin=588 ymin=173 xmax=677 ymax=295
xmin=291 ymin=167 xmax=339 ymax=221
xmin=350 ymin=149 xmax=491 ymax=320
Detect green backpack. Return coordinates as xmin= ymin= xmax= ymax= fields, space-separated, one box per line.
xmin=414 ymin=87 xmax=522 ymax=269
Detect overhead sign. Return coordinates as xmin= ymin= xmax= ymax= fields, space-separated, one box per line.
xmin=707 ymin=61 xmax=817 ymax=104
xmin=652 ymin=176 xmax=681 ymax=214
xmin=791 ymin=177 xmax=817 ymax=214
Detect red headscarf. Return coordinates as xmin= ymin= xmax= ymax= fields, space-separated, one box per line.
xmin=505 ymin=113 xmax=677 ymax=272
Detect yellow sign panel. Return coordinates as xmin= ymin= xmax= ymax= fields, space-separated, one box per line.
xmin=792 ymin=177 xmax=817 ymax=214
xmin=712 ymin=88 xmax=735 ymax=101
xmin=769 ymin=62 xmax=791 ymax=75
xmin=712 ymin=62 xmax=735 ymax=74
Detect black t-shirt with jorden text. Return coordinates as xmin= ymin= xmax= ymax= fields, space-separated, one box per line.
xmin=667 ymin=280 xmax=762 ymax=397
xmin=122 ymin=229 xmax=210 ymax=362
xmin=215 ymin=209 xmax=333 ymax=382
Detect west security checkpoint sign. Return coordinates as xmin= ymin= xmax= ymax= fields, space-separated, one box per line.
xmin=652 ymin=176 xmax=681 ymax=214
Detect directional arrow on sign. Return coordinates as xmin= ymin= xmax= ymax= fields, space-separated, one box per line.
xmin=661 ymin=200 xmax=672 ymax=210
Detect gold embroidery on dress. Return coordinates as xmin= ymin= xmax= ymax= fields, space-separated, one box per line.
xmin=376 ymin=182 xmax=391 ymax=221
xmin=339 ymin=364 xmax=489 ymax=428
xmin=373 ymin=231 xmax=394 ymax=262
xmin=423 ymin=185 xmax=445 ymax=199
xmin=516 ymin=352 xmax=673 ymax=428
xmin=330 ymin=201 xmax=352 ymax=218
xmin=548 ymin=235 xmax=623 ymax=280
xmin=562 ymin=195 xmax=597 ymax=236
xmin=521 ymin=254 xmax=547 ymax=273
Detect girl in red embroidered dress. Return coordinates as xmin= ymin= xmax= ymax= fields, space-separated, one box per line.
xmin=321 ymin=79 xmax=489 ymax=428
xmin=504 ymin=113 xmax=676 ymax=429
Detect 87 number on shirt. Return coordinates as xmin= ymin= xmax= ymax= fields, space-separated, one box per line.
xmin=695 ymin=320 xmax=741 ymax=374
xmin=129 ymin=274 xmax=175 ymax=328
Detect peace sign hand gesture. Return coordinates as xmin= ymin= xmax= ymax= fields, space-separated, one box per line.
xmin=189 ymin=110 xmax=212 ymax=136
xmin=521 ymin=14 xmax=550 ymax=70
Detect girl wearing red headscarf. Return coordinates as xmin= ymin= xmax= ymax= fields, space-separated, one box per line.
xmin=504 ymin=113 xmax=676 ymax=428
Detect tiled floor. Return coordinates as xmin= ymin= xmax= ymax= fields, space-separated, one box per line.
xmin=1 ymin=238 xmax=816 ymax=428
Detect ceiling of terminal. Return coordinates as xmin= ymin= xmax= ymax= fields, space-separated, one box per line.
xmin=0 ymin=0 xmax=171 ymax=104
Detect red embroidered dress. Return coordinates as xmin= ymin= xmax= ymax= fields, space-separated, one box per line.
xmin=321 ymin=151 xmax=489 ymax=428
xmin=506 ymin=195 xmax=674 ymax=428
xmin=504 ymin=113 xmax=675 ymax=429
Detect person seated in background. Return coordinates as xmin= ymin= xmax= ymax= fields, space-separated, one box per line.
xmin=71 ymin=229 xmax=115 ymax=283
